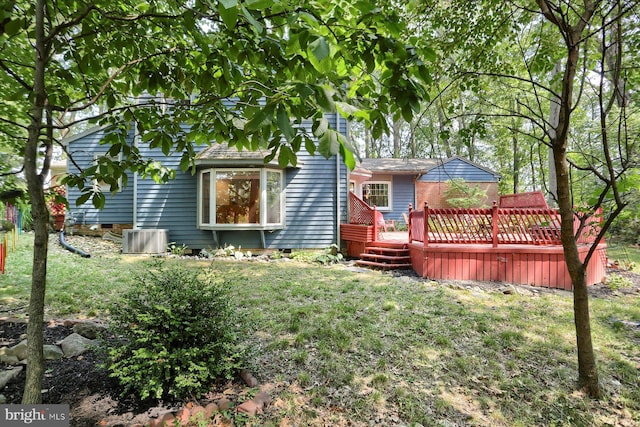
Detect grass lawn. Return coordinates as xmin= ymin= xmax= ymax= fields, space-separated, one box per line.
xmin=1 ymin=233 xmax=639 ymax=426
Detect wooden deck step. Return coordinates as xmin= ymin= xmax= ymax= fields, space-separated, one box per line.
xmin=355 ymin=260 xmax=413 ymax=270
xmin=365 ymin=246 xmax=409 ymax=254
xmin=360 ymin=253 xmax=411 ymax=262
xmin=356 ymin=241 xmax=412 ymax=270
xmin=370 ymin=241 xmax=409 ymax=249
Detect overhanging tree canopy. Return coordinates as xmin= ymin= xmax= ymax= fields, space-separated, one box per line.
xmin=0 ymin=0 xmax=432 ymax=403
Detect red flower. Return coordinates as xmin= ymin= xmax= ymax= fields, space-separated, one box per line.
xmin=46 ymin=186 xmax=67 ymax=216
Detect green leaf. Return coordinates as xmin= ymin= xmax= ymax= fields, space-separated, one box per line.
xmin=339 ymin=141 xmax=356 ymax=170
xmin=336 ymin=102 xmax=359 ymax=118
xmin=219 ymin=1 xmax=239 ymax=30
xmin=307 ymin=37 xmax=331 ymax=73
xmin=304 ymin=136 xmax=316 ymax=156
xmin=246 ymin=104 xmax=275 ymax=131
xmin=315 ymin=87 xmax=335 ymax=112
xmin=313 ymin=117 xmax=329 ymax=137
xmin=276 ymin=106 xmax=295 ymax=142
xmin=309 ymin=37 xmax=330 ymax=62
xmin=92 ymin=191 xmax=106 ymax=209
xmin=4 ymin=19 xmax=23 ymax=36
xmin=241 ymin=6 xmax=264 ymax=34
xmin=318 ymin=129 xmax=339 ymax=159
xmin=278 ymin=145 xmax=296 ymax=168
xmin=76 ymin=191 xmax=92 ymax=207
xmin=245 ymin=0 xmax=273 ymax=9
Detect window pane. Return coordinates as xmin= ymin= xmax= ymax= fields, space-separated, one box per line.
xmin=201 ymin=172 xmax=210 ymax=224
xmin=215 ymin=171 xmax=260 ymax=224
xmin=266 ymin=170 xmax=281 ymax=224
xmin=363 ymin=183 xmax=389 ymax=208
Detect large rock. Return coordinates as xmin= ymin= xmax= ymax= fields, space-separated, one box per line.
xmin=43 ymin=344 xmax=64 ymax=360
xmin=73 ymin=320 xmax=107 ymax=339
xmin=7 ymin=340 xmax=27 ymax=360
xmin=0 ymin=366 xmax=23 ymax=389
xmin=58 ymin=333 xmax=95 ymax=357
xmin=0 ymin=346 xmax=19 ymax=364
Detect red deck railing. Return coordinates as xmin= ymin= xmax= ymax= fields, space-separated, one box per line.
xmin=348 ymin=192 xmax=385 ymax=236
xmin=409 ymin=202 xmax=601 ymax=248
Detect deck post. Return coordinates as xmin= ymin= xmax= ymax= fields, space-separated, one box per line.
xmin=423 ymin=202 xmax=429 ymax=248
xmin=408 ymin=203 xmax=413 ymax=242
xmin=491 ymin=201 xmax=498 ymax=248
xmin=372 ymin=205 xmax=379 ymax=241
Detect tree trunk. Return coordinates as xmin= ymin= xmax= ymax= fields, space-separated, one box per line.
xmin=537 ymin=0 xmax=601 ymax=398
xmin=436 ymin=103 xmax=451 ymax=157
xmin=511 ymin=99 xmax=519 ymax=194
xmin=547 ymin=61 xmax=562 ymax=207
xmin=553 ymin=44 xmax=602 ymax=400
xmin=22 ymin=0 xmax=49 ymax=404
xmin=409 ymin=120 xmax=417 ymax=158
xmin=392 ymin=119 xmax=401 ymax=158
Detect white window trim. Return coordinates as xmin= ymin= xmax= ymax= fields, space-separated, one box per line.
xmin=198 ymin=167 xmax=285 ymax=230
xmin=363 ymin=180 xmax=393 ymax=212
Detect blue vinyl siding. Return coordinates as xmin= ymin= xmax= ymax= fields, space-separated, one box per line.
xmin=65 ymin=114 xmax=349 ymax=250
xmin=419 ymin=158 xmax=499 ymax=183
xmin=389 ymin=175 xmax=414 ymax=221
xmin=65 ymin=127 xmax=134 ymax=225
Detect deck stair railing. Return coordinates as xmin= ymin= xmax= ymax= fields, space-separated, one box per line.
xmin=408 ymin=202 xmax=599 ymax=248
xmin=348 ymin=192 xmax=384 ymax=237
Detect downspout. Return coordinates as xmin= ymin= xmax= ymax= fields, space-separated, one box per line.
xmin=336 ymin=114 xmax=342 ymax=245
xmin=133 ymin=126 xmax=139 ymax=229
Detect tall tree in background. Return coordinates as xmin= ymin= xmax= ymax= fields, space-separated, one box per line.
xmin=411 ymin=0 xmax=639 ymax=398
xmin=0 ymin=0 xmax=430 ymax=403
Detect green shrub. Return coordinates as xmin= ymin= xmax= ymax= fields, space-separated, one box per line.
xmin=606 ymin=273 xmax=633 ymax=290
xmin=167 ymin=241 xmax=188 ymax=256
xmin=290 ymin=245 xmax=344 ymax=265
xmin=106 ymin=262 xmax=248 ymax=400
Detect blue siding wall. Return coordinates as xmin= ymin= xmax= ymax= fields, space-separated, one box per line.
xmin=65 ymin=114 xmax=350 ymax=250
xmin=134 ymin=143 xmax=213 ymax=247
xmin=419 ymin=158 xmax=498 ymax=182
xmin=389 ymin=175 xmax=414 ymax=221
xmin=65 ymin=127 xmax=134 ymax=225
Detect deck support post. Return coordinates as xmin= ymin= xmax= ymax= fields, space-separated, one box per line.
xmin=423 ymin=202 xmax=429 ymax=248
xmin=372 ymin=205 xmax=379 ymax=241
xmin=408 ymin=203 xmax=413 ymax=242
xmin=491 ymin=201 xmax=498 ymax=248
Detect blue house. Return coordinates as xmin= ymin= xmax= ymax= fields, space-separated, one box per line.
xmin=350 ymin=156 xmax=501 ymax=224
xmin=63 ymin=115 xmax=349 ymax=253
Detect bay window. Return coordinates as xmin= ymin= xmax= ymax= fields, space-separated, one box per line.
xmin=198 ymin=168 xmax=284 ymax=229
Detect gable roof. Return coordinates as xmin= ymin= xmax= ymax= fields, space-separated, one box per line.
xmin=419 ymin=156 xmax=501 ymax=182
xmin=441 ymin=156 xmax=501 ymax=179
xmin=356 ymin=158 xmax=439 ymax=175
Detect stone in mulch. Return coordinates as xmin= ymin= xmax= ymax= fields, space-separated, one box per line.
xmin=58 ymin=333 xmax=96 ymax=357
xmin=1 ymin=321 xmax=99 ymax=407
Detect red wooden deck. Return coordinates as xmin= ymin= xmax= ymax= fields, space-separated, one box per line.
xmin=408 ymin=242 xmax=606 ymax=290
xmin=342 ymin=193 xmax=608 ymax=290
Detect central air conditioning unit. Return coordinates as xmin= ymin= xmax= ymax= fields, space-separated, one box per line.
xmin=122 ymin=229 xmax=169 ymax=254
